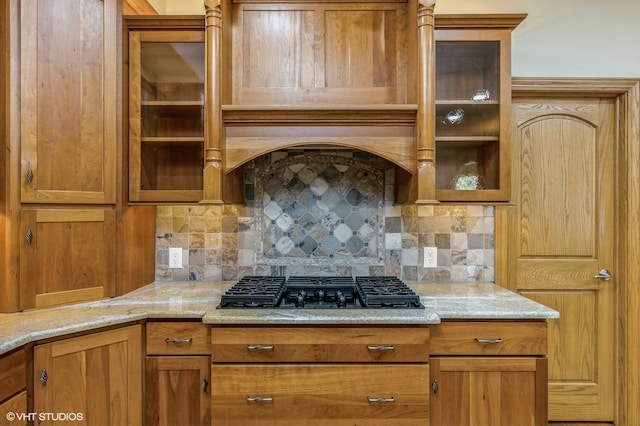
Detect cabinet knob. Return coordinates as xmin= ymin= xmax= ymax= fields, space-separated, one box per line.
xmin=25 ymin=229 xmax=33 ymax=245
xmin=432 ymin=379 xmax=438 ymax=394
xmin=26 ymin=167 xmax=34 ymax=185
xmin=202 ymin=379 xmax=208 ymax=392
xmin=40 ymin=369 xmax=48 ymax=387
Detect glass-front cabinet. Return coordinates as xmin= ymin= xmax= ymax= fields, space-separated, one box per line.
xmin=128 ymin=19 xmax=205 ymax=202
xmin=434 ymin=17 xmax=524 ymax=202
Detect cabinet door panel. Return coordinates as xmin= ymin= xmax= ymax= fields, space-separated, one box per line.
xmin=20 ymin=209 xmax=116 ymax=309
xmin=34 ymin=326 xmax=142 ymax=426
xmin=20 ymin=0 xmax=117 ymax=204
xmin=146 ymin=356 xmax=210 ymax=426
xmin=431 ymin=357 xmax=547 ymax=426
xmin=0 ymin=391 xmax=27 ymax=426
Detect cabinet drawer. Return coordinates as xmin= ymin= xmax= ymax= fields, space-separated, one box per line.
xmin=430 ymin=321 xmax=547 ymax=355
xmin=147 ymin=322 xmax=210 ymax=355
xmin=211 ymin=364 xmax=429 ymax=425
xmin=0 ymin=348 xmax=26 ymax=402
xmin=211 ymin=327 xmax=429 ymax=362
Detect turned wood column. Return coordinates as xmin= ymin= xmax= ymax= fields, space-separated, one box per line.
xmin=416 ymin=0 xmax=438 ymax=203
xmin=203 ymin=0 xmax=223 ymax=203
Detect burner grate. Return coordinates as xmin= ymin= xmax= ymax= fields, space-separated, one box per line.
xmin=219 ymin=276 xmax=285 ymax=308
xmin=218 ymin=275 xmax=423 ymax=309
xmin=356 ymin=276 xmax=422 ymax=308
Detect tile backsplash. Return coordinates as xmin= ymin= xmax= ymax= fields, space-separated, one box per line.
xmin=155 ymin=150 xmax=495 ymax=282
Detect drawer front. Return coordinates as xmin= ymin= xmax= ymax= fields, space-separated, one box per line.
xmin=211 ymin=327 xmax=429 ymax=362
xmin=0 ymin=348 xmax=27 ymax=402
xmin=430 ymin=321 xmax=547 ymax=355
xmin=211 ymin=364 xmax=429 ymax=425
xmin=147 ymin=322 xmax=210 ymax=355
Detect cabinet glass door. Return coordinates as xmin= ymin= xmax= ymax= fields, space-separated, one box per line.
xmin=130 ymin=30 xmax=205 ymax=202
xmin=434 ymin=31 xmax=511 ymax=202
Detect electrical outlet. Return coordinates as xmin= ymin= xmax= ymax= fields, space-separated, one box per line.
xmin=169 ymin=247 xmax=182 ymax=269
xmin=424 ymin=247 xmax=437 ymax=268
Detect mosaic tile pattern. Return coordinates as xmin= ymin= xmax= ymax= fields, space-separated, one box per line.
xmin=255 ymin=154 xmax=384 ymax=265
xmin=154 ymin=150 xmax=496 ymax=283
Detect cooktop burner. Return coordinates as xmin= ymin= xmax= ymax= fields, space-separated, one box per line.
xmin=218 ymin=276 xmax=423 ymax=309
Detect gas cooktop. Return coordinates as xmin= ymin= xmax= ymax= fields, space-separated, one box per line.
xmin=218 ymin=276 xmax=424 ymax=309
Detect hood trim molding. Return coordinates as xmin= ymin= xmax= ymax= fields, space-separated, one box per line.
xmin=222 ymin=104 xmax=418 ymax=173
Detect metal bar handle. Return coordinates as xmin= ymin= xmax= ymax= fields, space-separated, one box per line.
xmin=247 ymin=345 xmax=274 ymax=351
xmin=165 ymin=338 xmax=193 ymax=344
xmin=246 ymin=396 xmax=274 ymax=403
xmin=367 ymin=396 xmax=396 ymax=403
xmin=474 ymin=338 xmax=503 ymax=344
xmin=367 ymin=345 xmax=395 ymax=351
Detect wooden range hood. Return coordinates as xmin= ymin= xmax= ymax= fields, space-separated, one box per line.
xmin=203 ymin=0 xmax=437 ymax=204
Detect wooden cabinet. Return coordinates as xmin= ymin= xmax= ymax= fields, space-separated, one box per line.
xmin=146 ymin=321 xmax=211 ymax=426
xmin=211 ymin=326 xmax=430 ymax=425
xmin=433 ymin=15 xmax=525 ymax=202
xmin=1 ymin=0 xmax=131 ymax=312
xmin=19 ymin=0 xmax=117 ymax=205
xmin=0 ymin=347 xmax=27 ymax=426
xmin=126 ymin=17 xmax=205 ymax=203
xmin=429 ymin=321 xmax=548 ymax=426
xmin=19 ymin=209 xmax=116 ymax=309
xmin=33 ymin=325 xmax=142 ymax=426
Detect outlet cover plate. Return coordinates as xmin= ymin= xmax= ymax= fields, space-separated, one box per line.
xmin=169 ymin=247 xmax=182 ymax=269
xmin=424 ymin=247 xmax=437 ymax=268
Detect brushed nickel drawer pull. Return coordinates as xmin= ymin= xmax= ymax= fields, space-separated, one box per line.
xmin=247 ymin=345 xmax=274 ymax=351
xmin=367 ymin=396 xmax=395 ymax=403
xmin=474 ymin=338 xmax=503 ymax=344
xmin=165 ymin=338 xmax=193 ymax=344
xmin=367 ymin=345 xmax=395 ymax=351
xmin=246 ymin=396 xmax=274 ymax=403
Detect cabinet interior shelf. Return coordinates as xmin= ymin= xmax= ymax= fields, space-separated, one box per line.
xmin=436 ymin=136 xmax=499 ymax=143
xmin=141 ymin=137 xmax=205 ymax=143
xmin=142 ymin=101 xmax=204 ymax=106
xmin=436 ymin=100 xmax=499 ymax=105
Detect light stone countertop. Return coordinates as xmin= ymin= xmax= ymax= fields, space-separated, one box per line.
xmin=0 ymin=281 xmax=558 ymax=356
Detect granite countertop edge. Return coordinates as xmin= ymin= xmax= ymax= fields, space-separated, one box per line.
xmin=0 ymin=281 xmax=559 ymax=356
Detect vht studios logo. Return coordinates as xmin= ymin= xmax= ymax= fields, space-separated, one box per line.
xmin=6 ymin=412 xmax=84 ymax=422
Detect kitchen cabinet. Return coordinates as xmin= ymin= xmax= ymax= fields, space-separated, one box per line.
xmin=211 ymin=326 xmax=430 ymax=425
xmin=429 ymin=321 xmax=548 ymax=426
xmin=19 ymin=209 xmax=116 ymax=309
xmin=33 ymin=325 xmax=142 ymax=426
xmin=433 ymin=15 xmax=525 ymax=202
xmin=1 ymin=0 xmax=155 ymax=312
xmin=126 ymin=16 xmax=206 ymax=203
xmin=19 ymin=0 xmax=117 ymax=205
xmin=145 ymin=321 xmax=211 ymax=426
xmin=0 ymin=347 xmax=27 ymax=426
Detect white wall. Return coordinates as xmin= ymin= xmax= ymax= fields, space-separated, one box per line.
xmin=149 ymin=0 xmax=640 ymax=78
